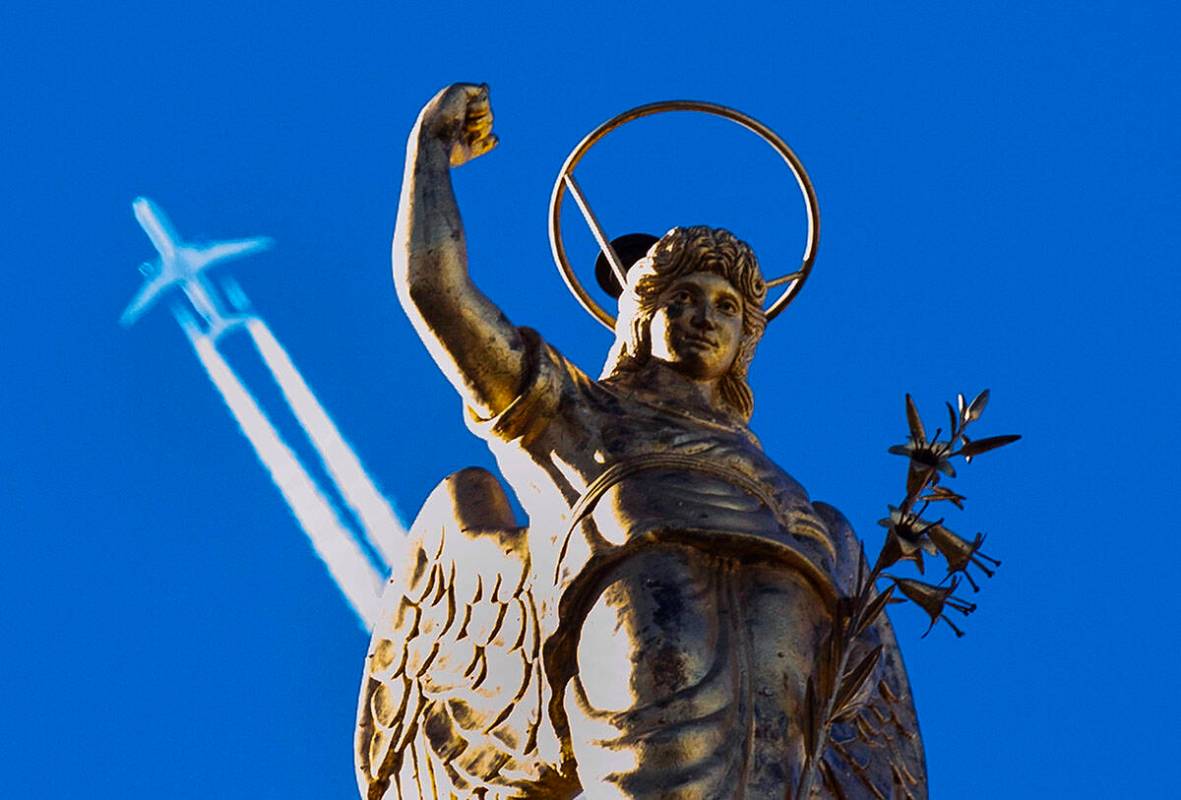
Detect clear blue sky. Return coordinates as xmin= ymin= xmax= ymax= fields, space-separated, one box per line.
xmin=2 ymin=2 xmax=1178 ymax=797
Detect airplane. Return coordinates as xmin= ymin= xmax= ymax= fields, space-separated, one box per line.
xmin=120 ymin=196 xmax=272 ymax=338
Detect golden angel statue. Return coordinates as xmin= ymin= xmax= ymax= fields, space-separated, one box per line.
xmin=355 ymin=83 xmax=927 ymax=800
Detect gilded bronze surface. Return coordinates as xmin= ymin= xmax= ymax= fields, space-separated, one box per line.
xmin=356 ymin=84 xmax=1016 ymax=799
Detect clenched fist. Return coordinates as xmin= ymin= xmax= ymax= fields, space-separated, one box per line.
xmin=417 ymin=83 xmax=498 ymax=167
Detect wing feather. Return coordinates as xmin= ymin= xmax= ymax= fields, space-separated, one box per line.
xmin=356 ymin=522 xmax=557 ymax=799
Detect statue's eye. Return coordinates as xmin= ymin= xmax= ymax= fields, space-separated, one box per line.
xmin=717 ymin=298 xmax=739 ymax=315
xmin=670 ymin=289 xmax=693 ymax=305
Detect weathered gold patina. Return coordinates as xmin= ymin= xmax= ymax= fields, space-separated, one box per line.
xmin=356 ymin=84 xmax=926 ymax=800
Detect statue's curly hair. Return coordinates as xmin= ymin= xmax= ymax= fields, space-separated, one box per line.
xmin=601 ymin=226 xmax=767 ymax=421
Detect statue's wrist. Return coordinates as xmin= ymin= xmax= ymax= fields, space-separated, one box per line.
xmin=408 ymin=121 xmax=452 ymax=164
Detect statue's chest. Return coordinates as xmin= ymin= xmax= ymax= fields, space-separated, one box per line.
xmin=569 ymin=388 xmax=758 ymax=462
xmin=550 ymin=396 xmax=798 ymax=542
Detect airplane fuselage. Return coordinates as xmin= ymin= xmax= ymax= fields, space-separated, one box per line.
xmin=121 ymin=197 xmax=272 ymax=338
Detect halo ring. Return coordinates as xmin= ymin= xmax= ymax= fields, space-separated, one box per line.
xmin=548 ymin=100 xmax=820 ymax=331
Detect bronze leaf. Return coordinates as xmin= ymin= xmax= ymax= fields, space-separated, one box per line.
xmin=967 ymin=389 xmax=990 ymax=421
xmin=832 ymin=645 xmax=884 ymax=723
xmin=960 ymin=434 xmax=1021 ymax=459
xmin=904 ymin=394 xmax=925 ymax=442
xmin=854 ymin=587 xmax=897 ymax=639
xmin=803 ymin=674 xmax=819 ymax=758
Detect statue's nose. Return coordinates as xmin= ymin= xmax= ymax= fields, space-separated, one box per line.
xmin=692 ymin=303 xmax=717 ymax=330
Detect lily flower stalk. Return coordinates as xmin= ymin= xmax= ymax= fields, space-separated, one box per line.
xmin=873 ymin=390 xmax=1017 ymax=633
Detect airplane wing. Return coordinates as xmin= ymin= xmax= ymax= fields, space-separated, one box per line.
xmin=132 ymin=197 xmax=180 ymax=261
xmin=190 ymin=237 xmax=273 ymax=270
xmin=120 ymin=274 xmax=178 ymax=327
xmin=122 ymin=199 xmax=272 ymax=327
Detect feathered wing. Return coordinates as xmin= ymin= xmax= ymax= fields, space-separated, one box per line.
xmin=815 ymin=615 xmax=928 ymax=800
xmin=814 ymin=502 xmax=928 ymax=800
xmin=356 ymin=518 xmax=557 ymax=800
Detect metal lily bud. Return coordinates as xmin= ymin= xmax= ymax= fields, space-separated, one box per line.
xmin=877 ymin=528 xmax=923 ymax=572
xmin=876 ymin=506 xmax=938 ymax=571
xmin=887 ymin=395 xmax=958 ymax=495
xmin=926 ymin=525 xmax=1001 ymax=592
xmin=888 ymin=437 xmax=956 ymax=477
xmin=892 ymin=576 xmax=976 ymax=638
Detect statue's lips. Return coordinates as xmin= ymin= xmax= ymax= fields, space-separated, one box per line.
xmin=681 ymin=334 xmax=718 ymax=349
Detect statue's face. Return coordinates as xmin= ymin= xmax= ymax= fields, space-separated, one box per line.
xmin=648 ymin=271 xmax=745 ymax=381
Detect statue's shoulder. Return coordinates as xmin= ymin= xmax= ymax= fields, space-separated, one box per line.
xmin=465 ymin=326 xmax=594 ymax=445
xmin=812 ymin=499 xmax=853 ymax=534
xmin=810 ymin=499 xmax=861 ymax=590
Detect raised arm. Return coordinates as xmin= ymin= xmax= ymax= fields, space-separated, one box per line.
xmin=393 ymin=84 xmax=525 ymax=419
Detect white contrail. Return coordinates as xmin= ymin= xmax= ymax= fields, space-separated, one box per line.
xmin=182 ymin=314 xmax=383 ymax=628
xmin=247 ymin=318 xmax=407 ymax=568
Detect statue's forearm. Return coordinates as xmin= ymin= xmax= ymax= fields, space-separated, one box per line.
xmin=392 ymin=123 xmax=524 ymax=418
xmin=396 ymin=129 xmax=462 ymax=269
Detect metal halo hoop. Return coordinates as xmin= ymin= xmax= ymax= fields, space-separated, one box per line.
xmin=548 ymin=100 xmax=820 ymax=331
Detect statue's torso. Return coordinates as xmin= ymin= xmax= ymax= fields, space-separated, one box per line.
xmin=458 ymin=332 xmax=851 ymax=797
xmin=449 ymin=330 xmax=924 ymax=799
xmin=468 ymin=331 xmax=844 ymax=600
